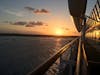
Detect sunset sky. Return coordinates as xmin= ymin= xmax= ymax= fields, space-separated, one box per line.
xmin=0 ymin=0 xmax=97 ymax=36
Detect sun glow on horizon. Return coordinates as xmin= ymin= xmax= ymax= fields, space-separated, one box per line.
xmin=55 ymin=28 xmax=64 ymax=36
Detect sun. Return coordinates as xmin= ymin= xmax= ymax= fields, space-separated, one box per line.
xmin=55 ymin=29 xmax=63 ymax=36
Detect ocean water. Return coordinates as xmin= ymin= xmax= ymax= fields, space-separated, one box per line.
xmin=0 ymin=36 xmax=74 ymax=75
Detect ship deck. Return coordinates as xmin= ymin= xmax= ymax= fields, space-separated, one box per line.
xmin=84 ymin=38 xmax=100 ymax=75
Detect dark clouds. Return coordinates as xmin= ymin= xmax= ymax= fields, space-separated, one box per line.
xmin=4 ymin=21 xmax=47 ymax=27
xmin=24 ymin=7 xmax=35 ymax=11
xmin=12 ymin=21 xmax=27 ymax=25
xmin=34 ymin=9 xmax=49 ymax=14
xmin=26 ymin=21 xmax=46 ymax=27
xmin=24 ymin=6 xmax=49 ymax=14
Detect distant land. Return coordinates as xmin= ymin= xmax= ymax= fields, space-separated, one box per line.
xmin=0 ymin=33 xmax=79 ymax=38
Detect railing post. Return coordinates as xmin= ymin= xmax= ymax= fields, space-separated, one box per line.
xmin=75 ymin=38 xmax=88 ymax=75
xmin=75 ymin=38 xmax=82 ymax=75
xmin=81 ymin=43 xmax=88 ymax=75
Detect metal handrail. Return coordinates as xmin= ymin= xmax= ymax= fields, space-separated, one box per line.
xmin=87 ymin=0 xmax=100 ymax=25
xmin=82 ymin=42 xmax=88 ymax=66
xmin=75 ymin=38 xmax=81 ymax=75
xmin=27 ymin=38 xmax=79 ymax=75
xmin=75 ymin=38 xmax=88 ymax=75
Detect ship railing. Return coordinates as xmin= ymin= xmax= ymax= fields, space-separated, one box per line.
xmin=75 ymin=38 xmax=88 ymax=75
xmin=27 ymin=37 xmax=79 ymax=75
xmin=27 ymin=37 xmax=88 ymax=75
xmin=86 ymin=0 xmax=100 ymax=26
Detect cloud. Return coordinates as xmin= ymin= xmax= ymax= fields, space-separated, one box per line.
xmin=34 ymin=9 xmax=49 ymax=14
xmin=62 ymin=27 xmax=69 ymax=30
xmin=24 ymin=6 xmax=49 ymax=14
xmin=3 ymin=21 xmax=47 ymax=27
xmin=26 ymin=21 xmax=47 ymax=27
xmin=24 ymin=7 xmax=35 ymax=11
xmin=12 ymin=21 xmax=27 ymax=25
xmin=3 ymin=21 xmax=13 ymax=24
xmin=4 ymin=9 xmax=24 ymax=17
xmin=3 ymin=21 xmax=27 ymax=25
xmin=65 ymin=28 xmax=69 ymax=30
xmin=3 ymin=21 xmax=10 ymax=23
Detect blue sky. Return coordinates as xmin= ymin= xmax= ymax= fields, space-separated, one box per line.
xmin=0 ymin=0 xmax=97 ymax=36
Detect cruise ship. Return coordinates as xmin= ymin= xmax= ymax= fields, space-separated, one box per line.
xmin=28 ymin=0 xmax=100 ymax=75
xmin=0 ymin=0 xmax=99 ymax=75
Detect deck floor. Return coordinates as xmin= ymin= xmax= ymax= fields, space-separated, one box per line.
xmin=84 ymin=38 xmax=100 ymax=75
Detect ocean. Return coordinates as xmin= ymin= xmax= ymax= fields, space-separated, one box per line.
xmin=0 ymin=36 xmax=75 ymax=75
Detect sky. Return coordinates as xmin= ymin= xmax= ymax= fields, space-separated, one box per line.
xmin=0 ymin=0 xmax=97 ymax=36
